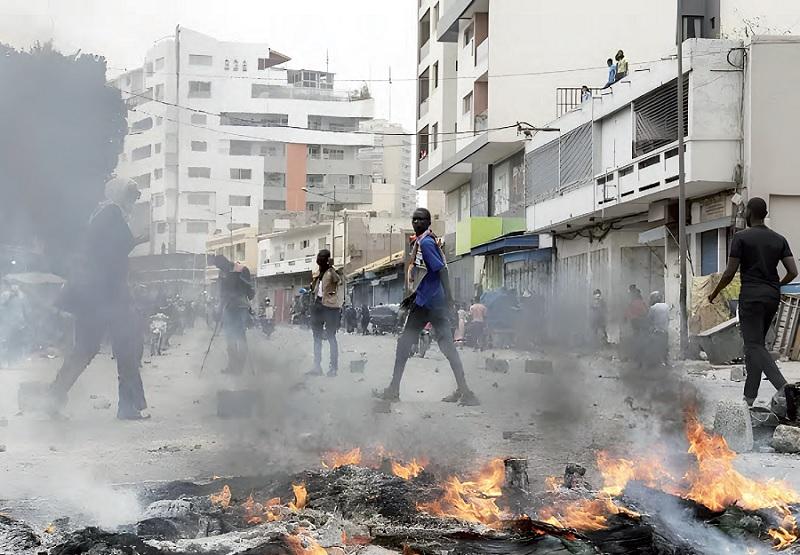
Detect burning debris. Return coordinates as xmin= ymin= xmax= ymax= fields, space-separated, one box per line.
xmin=4 ymin=416 xmax=800 ymax=554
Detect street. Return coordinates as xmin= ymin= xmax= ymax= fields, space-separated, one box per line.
xmin=2 ymin=323 xmax=799 ymax=529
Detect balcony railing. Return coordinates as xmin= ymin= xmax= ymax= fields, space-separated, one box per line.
xmin=555 ymin=87 xmax=601 ymax=118
xmin=418 ymin=97 xmax=430 ymax=118
xmin=419 ymin=39 xmax=431 ymax=63
xmin=251 ymin=84 xmax=370 ymax=102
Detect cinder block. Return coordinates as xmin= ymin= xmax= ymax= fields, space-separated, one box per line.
xmin=486 ymin=358 xmax=509 ymax=373
xmin=216 ymin=390 xmax=262 ymax=419
xmin=729 ymin=366 xmax=745 ymax=382
xmin=525 ymin=359 xmax=554 ymax=375
xmin=712 ymin=400 xmax=753 ymax=453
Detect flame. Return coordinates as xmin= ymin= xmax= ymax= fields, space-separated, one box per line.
xmin=285 ymin=533 xmax=327 ymax=555
xmin=321 ymin=447 xmax=362 ymax=469
xmin=769 ymin=509 xmax=799 ymax=550
xmin=243 ymin=494 xmax=282 ymax=524
xmin=391 ymin=458 xmax=426 ymax=480
xmin=538 ymin=497 xmax=640 ymax=532
xmin=289 ymin=483 xmax=308 ymax=511
xmin=210 ymin=484 xmax=232 ymax=508
xmin=544 ymin=476 xmax=561 ymax=492
xmin=44 ymin=523 xmax=56 ymax=534
xmin=417 ymin=458 xmax=507 ymax=526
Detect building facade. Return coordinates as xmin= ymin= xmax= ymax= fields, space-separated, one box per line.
xmin=111 ymin=27 xmax=413 ymax=257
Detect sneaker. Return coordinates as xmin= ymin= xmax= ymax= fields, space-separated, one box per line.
xmin=441 ymin=390 xmax=462 ymax=403
xmin=458 ymin=390 xmax=481 ymax=407
xmin=373 ymin=387 xmax=400 ymax=402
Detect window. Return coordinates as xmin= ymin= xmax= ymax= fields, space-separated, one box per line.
xmin=307 ymin=145 xmax=321 ymax=159
xmin=189 ymin=54 xmax=213 ymax=66
xmin=187 ymin=193 xmax=210 ymax=205
xmin=154 ymin=168 xmax=163 ymax=180
xmin=154 ymin=84 xmax=164 ymax=101
xmin=261 ymin=143 xmax=284 ymax=157
xmin=433 ymin=61 xmax=439 ymax=89
xmin=301 ymin=240 xmax=310 ymax=249
xmin=463 ymin=91 xmax=473 ymax=115
xmin=263 ymin=200 xmax=286 ymax=210
xmin=229 ymin=195 xmax=251 ymax=207
xmin=134 ymin=173 xmax=151 ymax=189
xmin=154 ymin=143 xmax=161 ymax=154
xmin=633 ymin=75 xmax=689 ymax=157
xmin=219 ymin=112 xmax=288 ymax=127
xmin=306 ymin=174 xmax=323 ymax=187
xmin=191 ymin=113 xmax=207 ymax=125
xmin=230 ymin=168 xmax=253 ymax=180
xmin=156 ymin=222 xmax=167 ymax=234
xmin=419 ymin=67 xmax=430 ymax=104
xmin=700 ymin=230 xmax=719 ymax=275
xmin=132 ymin=145 xmax=152 ymax=161
xmin=145 ymin=61 xmax=153 ymax=76
xmin=188 ymin=81 xmax=211 ymax=98
xmin=230 ymin=141 xmax=251 ymax=155
xmin=155 ymin=57 xmax=165 ymax=70
xmin=264 ymin=172 xmax=286 ymax=187
xmin=463 ymin=23 xmax=474 ymax=47
xmin=191 ymin=141 xmax=207 ymax=152
xmin=258 ymin=58 xmax=270 ymax=70
xmin=323 ymin=147 xmax=344 ymax=160
xmin=433 ymin=2 xmax=440 ymax=26
xmin=233 ymin=59 xmax=239 ymax=71
xmin=318 ymin=237 xmax=327 ymax=250
xmin=242 ymin=60 xmax=247 ymax=72
xmin=153 ymin=194 xmax=165 ymax=207
xmin=224 ymin=59 xmax=230 ymax=71
xmin=682 ymin=15 xmax=705 ymax=40
xmin=432 ymin=123 xmax=439 ymax=150
xmin=348 ymin=175 xmax=356 ymax=185
xmin=188 ymin=167 xmax=211 ymax=178
xmin=186 ymin=221 xmax=210 ymax=233
xmin=131 ymin=117 xmax=153 ymax=132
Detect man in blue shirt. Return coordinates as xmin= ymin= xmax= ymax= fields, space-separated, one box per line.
xmin=602 ymin=58 xmax=616 ymax=89
xmin=375 ymin=208 xmax=479 ymax=406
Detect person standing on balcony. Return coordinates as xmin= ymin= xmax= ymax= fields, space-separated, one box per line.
xmin=614 ymin=50 xmax=628 ymax=81
xmin=602 ymin=59 xmax=617 ymax=89
xmin=307 ymin=249 xmax=342 ymax=377
xmin=375 ymin=208 xmax=480 ymax=406
xmin=709 ymin=197 xmax=798 ymax=405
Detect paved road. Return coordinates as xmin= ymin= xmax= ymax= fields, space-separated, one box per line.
xmin=1 ymin=323 xmax=798 ymax=527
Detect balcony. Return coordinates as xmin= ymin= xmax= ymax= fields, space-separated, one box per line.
xmin=419 ymin=39 xmax=431 ymax=65
xmin=418 ymin=97 xmax=429 ymax=118
xmin=455 ymin=216 xmax=525 ymax=255
xmin=475 ymin=38 xmax=488 ymax=68
xmin=251 ymin=84 xmax=369 ymax=102
xmin=474 ymin=111 xmax=488 ymax=133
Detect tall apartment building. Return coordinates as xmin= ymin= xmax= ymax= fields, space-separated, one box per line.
xmin=414 ymin=0 xmax=800 ymax=303
xmin=111 ymin=27 xmax=406 ymax=256
xmin=358 ymin=119 xmax=416 ymax=217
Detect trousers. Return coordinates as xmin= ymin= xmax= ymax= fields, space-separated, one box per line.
xmin=223 ymin=306 xmax=250 ymax=375
xmin=739 ymin=298 xmax=787 ymax=400
xmin=51 ymin=302 xmax=146 ymax=417
xmin=389 ymin=303 xmax=468 ymax=393
xmin=311 ymin=300 xmax=340 ymax=371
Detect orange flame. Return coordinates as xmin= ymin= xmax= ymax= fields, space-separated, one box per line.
xmin=768 ymin=508 xmax=799 ymax=550
xmin=210 ymin=484 xmax=232 ymax=508
xmin=391 ymin=458 xmax=426 ymax=480
xmin=285 ymin=533 xmax=327 ymax=555
xmin=289 ymin=483 xmax=308 ymax=511
xmin=321 ymin=447 xmax=362 ymax=469
xmin=243 ymin=494 xmax=282 ymax=524
xmin=538 ymin=497 xmax=640 ymax=532
xmin=417 ymin=458 xmax=506 ymax=527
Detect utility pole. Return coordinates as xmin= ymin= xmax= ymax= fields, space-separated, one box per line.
xmin=171 ymin=24 xmax=182 ymax=255
xmin=676 ymin=1 xmax=688 ymax=356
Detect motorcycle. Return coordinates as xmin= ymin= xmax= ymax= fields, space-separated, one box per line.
xmin=149 ymin=313 xmax=169 ymax=356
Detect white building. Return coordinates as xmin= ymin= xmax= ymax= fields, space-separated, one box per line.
xmin=358 ymin=119 xmax=416 ymax=218
xmin=525 ymin=36 xmax=800 ymax=337
xmin=111 ymin=27 xmax=411 ymax=256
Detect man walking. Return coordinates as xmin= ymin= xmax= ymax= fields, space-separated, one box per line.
xmin=307 ymin=249 xmax=342 ymax=377
xmin=50 ymin=177 xmax=149 ymax=420
xmin=709 ymin=197 xmax=797 ymax=405
xmin=376 ymin=208 xmax=479 ymax=406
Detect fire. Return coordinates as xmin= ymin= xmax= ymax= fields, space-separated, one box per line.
xmin=289 ymin=483 xmax=308 ymax=511
xmin=768 ymin=509 xmax=799 ymax=550
xmin=538 ymin=497 xmax=640 ymax=532
xmin=285 ymin=533 xmax=327 ymax=555
xmin=417 ymin=458 xmax=507 ymax=527
xmin=391 ymin=458 xmax=426 ymax=480
xmin=210 ymin=484 xmax=232 ymax=508
xmin=321 ymin=447 xmax=362 ymax=469
xmin=243 ymin=494 xmax=282 ymax=525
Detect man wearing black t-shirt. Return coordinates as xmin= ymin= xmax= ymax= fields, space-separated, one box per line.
xmin=709 ymin=197 xmax=798 ymax=405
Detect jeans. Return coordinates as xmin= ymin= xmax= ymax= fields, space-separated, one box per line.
xmin=223 ymin=306 xmax=250 ymax=374
xmin=388 ymin=303 xmax=469 ymax=394
xmin=51 ymin=301 xmax=146 ymax=417
xmin=311 ymin=300 xmax=340 ymax=371
xmin=739 ymin=298 xmax=787 ymax=400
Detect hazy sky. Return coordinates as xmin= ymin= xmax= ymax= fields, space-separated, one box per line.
xmin=0 ymin=0 xmax=418 ymax=130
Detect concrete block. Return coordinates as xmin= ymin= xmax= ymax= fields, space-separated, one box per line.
xmin=729 ymin=366 xmax=745 ymax=382
xmin=485 ymin=357 xmax=509 ymax=373
xmin=17 ymin=382 xmax=51 ymax=413
xmin=350 ymin=360 xmax=366 ymax=374
xmin=216 ymin=390 xmax=262 ymax=419
xmin=525 ymin=359 xmax=554 ymax=375
xmin=712 ymin=400 xmax=753 ymax=452
xmin=772 ymin=425 xmax=800 ymax=453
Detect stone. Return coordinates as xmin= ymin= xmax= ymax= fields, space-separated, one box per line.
xmin=485 ymin=357 xmax=509 ymax=373
xmin=525 ymin=359 xmax=554 ymax=375
xmin=772 ymin=425 xmax=800 ymax=453
xmin=729 ymin=366 xmax=745 ymax=382
xmin=349 ymin=360 xmax=366 ymax=374
xmin=713 ymin=400 xmax=754 ymax=452
xmin=216 ymin=390 xmax=263 ymax=419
